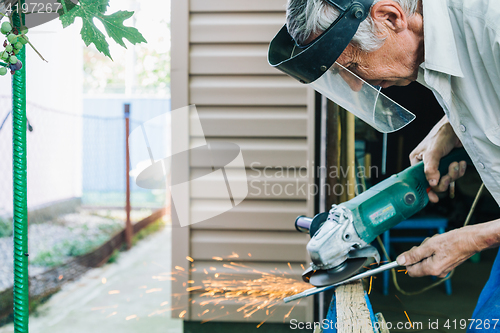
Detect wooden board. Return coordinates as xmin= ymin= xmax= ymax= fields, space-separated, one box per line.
xmin=335 ymin=281 xmax=374 ymax=333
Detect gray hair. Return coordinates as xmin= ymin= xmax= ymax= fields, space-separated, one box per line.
xmin=286 ymin=0 xmax=419 ymax=52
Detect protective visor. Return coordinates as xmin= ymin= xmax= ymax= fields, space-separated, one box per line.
xmin=312 ymin=62 xmax=415 ymax=132
xmin=268 ymin=0 xmax=415 ymax=133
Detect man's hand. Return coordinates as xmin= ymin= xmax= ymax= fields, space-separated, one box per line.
xmin=410 ymin=116 xmax=466 ymax=202
xmin=396 ymin=221 xmax=500 ymax=278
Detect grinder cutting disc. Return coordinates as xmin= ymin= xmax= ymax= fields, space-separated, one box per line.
xmin=302 ymin=257 xmax=367 ymax=287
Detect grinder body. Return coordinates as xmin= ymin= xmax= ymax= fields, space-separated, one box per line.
xmin=345 ymin=160 xmax=429 ymax=244
xmin=295 ymin=149 xmax=470 ymax=286
xmin=299 ymin=149 xmax=468 ymax=243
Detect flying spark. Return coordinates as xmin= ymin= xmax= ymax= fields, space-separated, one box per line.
xmin=404 ymin=311 xmax=413 ymax=328
xmin=194 ymin=263 xmax=309 ymax=323
xmin=163 ymin=260 xmax=310 ymax=328
xmin=146 ymin=288 xmax=162 ymax=293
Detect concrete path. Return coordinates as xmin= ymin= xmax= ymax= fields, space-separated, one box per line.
xmin=0 ymin=225 xmax=183 ymax=333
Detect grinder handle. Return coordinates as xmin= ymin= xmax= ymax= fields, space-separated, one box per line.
xmin=406 ymin=148 xmax=471 ymax=187
xmin=435 ymin=148 xmax=470 ymax=179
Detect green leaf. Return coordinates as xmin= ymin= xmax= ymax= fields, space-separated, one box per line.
xmin=58 ymin=0 xmax=146 ymax=59
xmin=99 ymin=11 xmax=147 ymax=48
xmin=80 ymin=16 xmax=111 ymax=59
xmin=58 ymin=0 xmax=83 ymax=28
xmin=97 ymin=0 xmax=110 ymax=14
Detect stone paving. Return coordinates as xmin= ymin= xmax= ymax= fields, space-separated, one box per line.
xmin=0 ymin=224 xmax=183 ymax=333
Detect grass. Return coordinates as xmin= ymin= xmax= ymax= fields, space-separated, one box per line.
xmin=30 ymin=221 xmax=122 ymax=267
xmin=0 ymin=217 xmax=12 ymax=238
xmin=102 ymin=218 xmax=167 ymax=265
xmin=132 ymin=218 xmax=166 ymax=246
xmin=32 ymin=218 xmax=167 ymax=266
xmin=104 ymin=218 xmax=166 ymax=264
xmin=30 ymin=250 xmax=66 ymax=267
xmin=107 ymin=249 xmax=120 ymax=263
xmin=29 ymin=216 xmax=166 ymax=267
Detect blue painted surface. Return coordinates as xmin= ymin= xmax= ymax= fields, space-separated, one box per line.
xmin=364 ymin=292 xmax=378 ymax=333
xmin=391 ymin=217 xmax=448 ymax=229
xmin=382 ymin=217 xmax=452 ymax=295
xmin=325 ymin=294 xmax=337 ymax=333
xmin=82 ymin=97 xmax=170 ymax=206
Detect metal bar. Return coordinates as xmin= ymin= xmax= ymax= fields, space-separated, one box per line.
xmin=346 ymin=112 xmax=356 ymax=200
xmin=12 ymin=3 xmax=28 ymax=332
xmin=284 ymin=261 xmax=400 ymax=303
xmin=318 ymin=95 xmax=328 ymax=322
xmin=125 ymin=104 xmax=132 ymax=249
xmin=382 ymin=132 xmax=388 ymax=175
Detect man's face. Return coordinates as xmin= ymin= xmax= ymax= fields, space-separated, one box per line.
xmin=300 ymin=0 xmax=424 ymax=90
xmin=336 ymin=40 xmax=421 ymax=89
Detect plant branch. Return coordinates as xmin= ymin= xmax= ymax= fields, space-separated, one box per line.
xmin=27 ymin=40 xmax=47 ymax=62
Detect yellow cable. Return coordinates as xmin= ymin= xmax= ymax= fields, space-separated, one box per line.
xmin=464 ymin=183 xmax=485 ymax=226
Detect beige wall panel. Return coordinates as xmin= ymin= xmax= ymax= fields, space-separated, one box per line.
xmin=190 ymin=0 xmax=286 ymax=13
xmin=170 ymin=0 xmax=191 ymax=319
xmin=190 ymin=167 xmax=308 ymax=200
xmin=188 ymin=261 xmax=309 ymax=322
xmin=190 ymin=138 xmax=308 ymax=168
xmin=190 ymin=44 xmax=279 ymax=75
xmin=306 ymin=89 xmax=316 ymax=219
xmin=190 ymin=230 xmax=309 ymax=262
xmin=190 ymin=76 xmax=306 ymax=106
xmin=191 ymin=200 xmax=307 ymax=230
xmin=191 ymin=106 xmax=307 ymax=137
xmin=172 ymin=0 xmax=314 ymax=322
xmin=190 ymin=13 xmax=284 ymax=43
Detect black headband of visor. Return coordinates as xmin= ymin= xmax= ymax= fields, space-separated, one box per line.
xmin=268 ymin=0 xmax=374 ymax=83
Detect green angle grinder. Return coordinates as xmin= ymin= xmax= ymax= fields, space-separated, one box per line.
xmin=295 ymin=149 xmax=470 ymax=288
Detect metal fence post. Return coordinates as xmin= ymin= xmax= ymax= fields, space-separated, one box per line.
xmin=12 ymin=2 xmax=29 ymax=332
xmin=125 ymin=104 xmax=132 ymax=249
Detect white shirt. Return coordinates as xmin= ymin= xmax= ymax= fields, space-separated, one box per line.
xmin=417 ymin=0 xmax=500 ymax=205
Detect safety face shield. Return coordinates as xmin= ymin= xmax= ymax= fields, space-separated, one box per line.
xmin=311 ymin=63 xmax=415 ymax=132
xmin=268 ymin=0 xmax=415 ymax=133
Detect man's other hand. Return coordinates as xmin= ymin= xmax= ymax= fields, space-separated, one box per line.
xmin=396 ymin=228 xmax=479 ymax=277
xmin=397 ymin=221 xmax=500 ymax=278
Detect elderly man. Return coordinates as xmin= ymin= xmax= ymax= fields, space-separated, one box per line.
xmin=271 ymin=0 xmax=500 ymax=327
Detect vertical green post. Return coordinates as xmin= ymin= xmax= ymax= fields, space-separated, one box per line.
xmin=12 ymin=2 xmax=28 ymax=333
